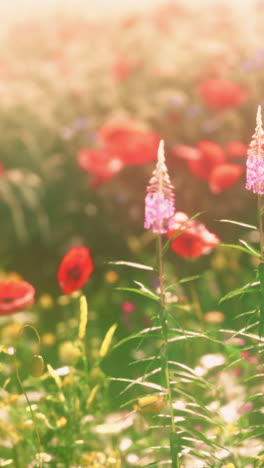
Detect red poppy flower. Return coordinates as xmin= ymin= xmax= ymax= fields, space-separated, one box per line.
xmin=152 ymin=3 xmax=184 ymax=33
xmin=172 ymin=144 xmax=200 ymax=161
xmin=57 ymin=247 xmax=94 ymax=294
xmin=198 ymin=141 xmax=226 ymax=165
xmin=0 ymin=163 xmax=4 ymax=176
xmin=77 ymin=148 xmax=123 ymax=185
xmin=226 ymin=141 xmax=248 ymax=158
xmin=0 ymin=280 xmax=35 ymax=315
xmin=199 ymin=78 xmax=247 ymax=109
xmin=98 ymin=118 xmax=161 ymax=165
xmin=188 ymin=141 xmax=226 ymax=181
xmin=209 ymin=163 xmax=244 ymax=194
xmin=112 ymin=57 xmax=134 ymax=83
xmin=167 ymin=212 xmax=220 ymax=258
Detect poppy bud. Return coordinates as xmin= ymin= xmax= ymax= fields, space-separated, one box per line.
xmin=30 ymin=355 xmax=44 ymax=377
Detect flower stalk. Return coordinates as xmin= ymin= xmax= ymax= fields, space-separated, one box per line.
xmin=157 ymin=233 xmax=179 ymax=468
xmin=144 ymin=140 xmax=175 ymax=234
xmin=15 ymin=325 xmax=43 ymax=468
xmin=145 ymin=140 xmax=179 ymax=467
xmin=246 ymin=105 xmax=264 ymax=259
xmin=258 ymin=194 xmax=264 ymax=261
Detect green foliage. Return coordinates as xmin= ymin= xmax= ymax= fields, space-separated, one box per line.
xmin=0 ymin=2 xmax=264 ymax=467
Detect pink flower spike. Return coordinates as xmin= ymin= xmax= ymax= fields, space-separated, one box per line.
xmin=144 ymin=140 xmax=175 ymax=233
xmin=246 ymin=105 xmax=264 ymax=194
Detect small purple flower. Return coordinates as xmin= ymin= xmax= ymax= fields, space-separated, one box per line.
xmin=144 ymin=140 xmax=175 ymax=234
xmin=246 ymin=106 xmax=264 ymax=194
xmin=144 ymin=192 xmax=175 ymax=233
xmin=246 ymin=154 xmax=264 ymax=194
xmin=73 ymin=117 xmax=87 ymax=130
xmin=240 ymin=59 xmax=261 ymax=72
xmin=202 ymin=118 xmax=220 ymax=133
xmin=186 ymin=104 xmax=201 ymax=118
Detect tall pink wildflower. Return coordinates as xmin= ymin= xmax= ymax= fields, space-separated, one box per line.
xmin=144 ymin=140 xmax=175 ymax=233
xmin=246 ymin=105 xmax=264 ymax=194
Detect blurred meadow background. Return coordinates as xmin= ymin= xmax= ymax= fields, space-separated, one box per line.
xmin=0 ymin=0 xmax=264 ymax=467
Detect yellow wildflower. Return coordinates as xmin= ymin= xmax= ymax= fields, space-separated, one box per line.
xmin=58 ymin=341 xmax=82 ymax=364
xmin=134 ymin=394 xmax=165 ymax=413
xmin=42 ymin=333 xmax=56 ymax=346
xmin=39 ymin=294 xmax=54 ymax=308
xmin=105 ymin=271 xmax=119 ymax=284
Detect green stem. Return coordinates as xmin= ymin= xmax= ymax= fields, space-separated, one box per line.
xmin=157 ymin=234 xmax=179 ymax=468
xmin=13 ymin=443 xmax=21 ymax=468
xmin=15 ymin=325 xmax=43 ymax=468
xmin=14 ymin=358 xmax=42 ymax=468
xmin=258 ymin=194 xmax=264 ymax=261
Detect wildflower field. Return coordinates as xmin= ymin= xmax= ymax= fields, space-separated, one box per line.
xmin=0 ymin=1 xmax=264 ymax=467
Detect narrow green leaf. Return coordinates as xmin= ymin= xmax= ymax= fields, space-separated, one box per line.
xmin=239 ymin=427 xmax=264 ymax=441
xmin=246 ymin=392 xmax=263 ymax=401
xmin=173 ymin=386 xmax=211 ymax=412
xmin=112 ymin=326 xmax=161 ymax=350
xmin=219 ymin=281 xmax=260 ymax=303
xmin=227 ymin=321 xmax=259 ymax=340
xmin=120 ymin=397 xmax=141 ymax=409
xmin=129 ymin=355 xmax=160 ymax=366
xmin=142 ymin=461 xmax=172 ymax=468
xmin=116 ymin=286 xmax=159 ymax=301
xmin=174 ymin=406 xmax=216 ymax=424
xmin=219 ymin=219 xmax=257 ymax=230
xmin=219 ymin=329 xmax=264 ymax=342
xmin=234 ymin=309 xmax=257 ymax=320
xmin=178 ymin=275 xmax=200 ymax=284
xmin=169 ymin=329 xmax=223 ymax=346
xmin=220 ymin=243 xmax=261 ymax=258
xmin=119 ymin=367 xmax=162 ymax=395
xmin=181 ymin=448 xmax=219 ymax=462
xmin=110 ymin=377 xmax=166 ymax=393
xmin=134 ymin=281 xmax=159 ymax=298
xmin=0 ymin=182 xmax=28 ymax=242
xmin=245 ymin=374 xmax=264 ymax=383
xmin=107 ymin=260 xmax=154 ymax=271
xmin=239 ymin=239 xmax=261 ymax=257
xmin=183 ymin=427 xmax=226 ymax=450
xmin=169 ymin=361 xmax=210 ymax=387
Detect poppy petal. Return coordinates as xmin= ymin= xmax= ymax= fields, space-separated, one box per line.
xmin=57 ymin=246 xmax=94 ymax=294
xmin=167 ymin=212 xmax=220 ymax=258
xmin=187 ymin=157 xmax=212 ymax=181
xmin=199 ymin=78 xmax=247 ymax=109
xmin=187 ymin=140 xmax=226 ymax=181
xmin=172 ymin=144 xmax=201 ymax=161
xmin=0 ymin=280 xmax=35 ymax=315
xmin=226 ymin=141 xmax=248 ymax=158
xmin=198 ymin=140 xmax=226 ymax=165
xmin=209 ymin=164 xmax=244 ymax=194
xmin=77 ymin=148 xmax=123 ymax=182
xmin=98 ymin=118 xmax=161 ymax=165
